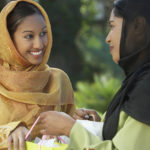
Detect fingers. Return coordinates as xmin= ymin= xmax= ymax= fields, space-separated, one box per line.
xmin=73 ymin=109 xmax=87 ymax=120
xmin=8 ymin=135 xmax=24 ymax=150
xmin=86 ymin=110 xmax=101 ymax=121
xmin=40 ymin=129 xmax=47 ymax=135
xmin=73 ymin=108 xmax=91 ymax=120
xmin=75 ymin=108 xmax=86 ymax=116
xmin=13 ymin=135 xmax=19 ymax=150
xmin=8 ymin=126 xmax=28 ymax=150
xmin=40 ymin=111 xmax=52 ymax=119
xmin=19 ymin=134 xmax=25 ymax=150
xmin=7 ymin=135 xmax=13 ymax=150
xmin=8 ymin=134 xmax=19 ymax=150
xmin=73 ymin=108 xmax=101 ymax=121
xmin=73 ymin=113 xmax=85 ymax=120
xmin=40 ymin=111 xmax=75 ymax=136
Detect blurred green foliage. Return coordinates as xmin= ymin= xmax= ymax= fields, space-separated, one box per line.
xmin=75 ymin=74 xmax=121 ymax=113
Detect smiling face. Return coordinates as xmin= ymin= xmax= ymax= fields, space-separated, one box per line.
xmin=106 ymin=10 xmax=123 ymax=63
xmin=12 ymin=14 xmax=48 ymax=65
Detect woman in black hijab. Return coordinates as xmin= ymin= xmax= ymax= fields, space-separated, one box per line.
xmin=39 ymin=0 xmax=150 ymax=149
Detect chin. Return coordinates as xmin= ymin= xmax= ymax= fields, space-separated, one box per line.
xmin=113 ymin=58 xmax=119 ymax=64
xmin=112 ymin=55 xmax=120 ymax=63
xmin=29 ymin=59 xmax=43 ymax=65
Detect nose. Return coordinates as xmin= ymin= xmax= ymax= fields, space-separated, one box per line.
xmin=33 ymin=36 xmax=44 ymax=49
xmin=105 ymin=32 xmax=111 ymax=44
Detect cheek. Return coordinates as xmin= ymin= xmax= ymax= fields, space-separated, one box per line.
xmin=115 ymin=38 xmax=120 ymax=60
xmin=15 ymin=40 xmax=32 ymax=54
xmin=113 ymin=33 xmax=120 ymax=63
xmin=115 ymin=30 xmax=121 ymax=53
xmin=13 ymin=36 xmax=26 ymax=52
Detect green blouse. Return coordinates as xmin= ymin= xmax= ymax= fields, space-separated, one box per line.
xmin=67 ymin=111 xmax=150 ymax=150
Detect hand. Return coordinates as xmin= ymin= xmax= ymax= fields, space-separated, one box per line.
xmin=40 ymin=111 xmax=75 ymax=137
xmin=73 ymin=108 xmax=101 ymax=122
xmin=7 ymin=126 xmax=30 ymax=150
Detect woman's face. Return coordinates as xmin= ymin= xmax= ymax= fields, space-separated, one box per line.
xmin=106 ymin=10 xmax=123 ymax=63
xmin=13 ymin=14 xmax=48 ymax=65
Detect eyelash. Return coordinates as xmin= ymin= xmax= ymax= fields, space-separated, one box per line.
xmin=40 ymin=31 xmax=47 ymax=37
xmin=24 ymin=34 xmax=33 ymax=39
xmin=24 ymin=31 xmax=47 ymax=39
xmin=110 ymin=24 xmax=115 ymax=29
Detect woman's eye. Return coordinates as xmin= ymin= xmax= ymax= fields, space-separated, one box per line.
xmin=40 ymin=31 xmax=47 ymax=37
xmin=110 ymin=24 xmax=114 ymax=29
xmin=24 ymin=34 xmax=33 ymax=39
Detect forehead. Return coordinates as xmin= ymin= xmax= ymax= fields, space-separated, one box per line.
xmin=18 ymin=14 xmax=46 ymax=30
xmin=109 ymin=10 xmax=116 ymax=22
xmin=109 ymin=10 xmax=123 ymax=24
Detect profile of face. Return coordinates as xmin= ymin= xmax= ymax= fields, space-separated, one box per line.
xmin=106 ymin=10 xmax=123 ymax=63
xmin=12 ymin=14 xmax=48 ymax=65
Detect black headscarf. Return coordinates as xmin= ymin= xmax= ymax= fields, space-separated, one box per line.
xmin=103 ymin=0 xmax=150 ymax=140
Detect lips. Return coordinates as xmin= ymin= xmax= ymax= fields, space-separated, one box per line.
xmin=110 ymin=46 xmax=114 ymax=51
xmin=30 ymin=50 xmax=43 ymax=56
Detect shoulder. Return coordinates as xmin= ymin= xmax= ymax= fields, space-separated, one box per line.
xmin=126 ymin=70 xmax=150 ymax=100
xmin=136 ymin=69 xmax=150 ymax=83
xmin=113 ymin=111 xmax=150 ymax=150
xmin=127 ymin=69 xmax=150 ymax=94
xmin=50 ymin=67 xmax=70 ymax=77
xmin=122 ymin=70 xmax=150 ymax=124
xmin=49 ymin=67 xmax=72 ymax=84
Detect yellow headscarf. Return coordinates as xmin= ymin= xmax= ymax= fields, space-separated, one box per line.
xmin=0 ymin=0 xmax=52 ymax=69
xmin=0 ymin=0 xmax=75 ymax=148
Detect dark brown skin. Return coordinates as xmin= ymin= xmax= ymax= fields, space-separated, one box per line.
xmin=73 ymin=108 xmax=101 ymax=122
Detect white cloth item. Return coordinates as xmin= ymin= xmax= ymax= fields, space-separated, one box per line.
xmin=34 ymin=137 xmax=60 ymax=147
xmin=58 ymin=135 xmax=70 ymax=144
xmin=76 ymin=120 xmax=104 ymax=140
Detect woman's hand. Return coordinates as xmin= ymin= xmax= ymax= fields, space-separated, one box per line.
xmin=40 ymin=111 xmax=75 ymax=137
xmin=7 ymin=126 xmax=30 ymax=150
xmin=73 ymin=108 xmax=101 ymax=122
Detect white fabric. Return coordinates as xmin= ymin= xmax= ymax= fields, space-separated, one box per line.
xmin=76 ymin=120 xmax=104 ymax=140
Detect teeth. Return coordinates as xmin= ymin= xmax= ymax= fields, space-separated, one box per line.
xmin=30 ymin=51 xmax=42 ymax=56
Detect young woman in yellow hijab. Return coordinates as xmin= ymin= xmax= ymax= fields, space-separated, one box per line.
xmin=0 ymin=0 xmax=75 ymax=149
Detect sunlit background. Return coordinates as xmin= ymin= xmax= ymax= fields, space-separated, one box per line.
xmin=0 ymin=0 xmax=124 ymax=115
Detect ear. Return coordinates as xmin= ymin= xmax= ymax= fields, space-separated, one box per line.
xmin=133 ymin=16 xmax=146 ymax=35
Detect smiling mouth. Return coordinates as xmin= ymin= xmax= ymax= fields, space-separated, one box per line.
xmin=30 ymin=50 xmax=43 ymax=56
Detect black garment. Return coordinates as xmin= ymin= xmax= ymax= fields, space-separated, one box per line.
xmin=103 ymin=61 xmax=150 ymax=140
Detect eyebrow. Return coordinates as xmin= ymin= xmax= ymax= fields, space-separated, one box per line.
xmin=22 ymin=26 xmax=47 ymax=33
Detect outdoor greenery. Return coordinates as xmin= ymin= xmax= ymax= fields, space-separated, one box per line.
xmin=75 ymin=74 xmax=121 ymax=114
